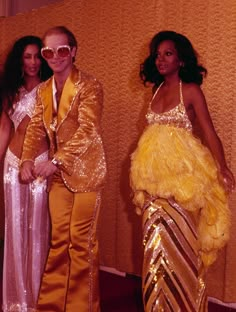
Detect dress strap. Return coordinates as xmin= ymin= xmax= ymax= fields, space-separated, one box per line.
xmin=153 ymin=82 xmax=164 ymax=99
xmin=179 ymin=80 xmax=184 ymax=104
xmin=149 ymin=82 xmax=164 ymax=109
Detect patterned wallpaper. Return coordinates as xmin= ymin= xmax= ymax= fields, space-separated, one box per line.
xmin=0 ymin=0 xmax=236 ymax=302
xmin=0 ymin=0 xmax=59 ymax=17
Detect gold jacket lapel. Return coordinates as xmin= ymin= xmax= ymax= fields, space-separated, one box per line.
xmin=57 ymin=66 xmax=80 ymax=126
xmin=42 ymin=78 xmax=54 ymax=134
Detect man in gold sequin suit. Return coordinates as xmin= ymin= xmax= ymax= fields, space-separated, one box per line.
xmin=20 ymin=26 xmax=107 ymax=312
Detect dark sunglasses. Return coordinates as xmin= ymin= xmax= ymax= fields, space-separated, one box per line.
xmin=41 ymin=45 xmax=71 ymax=59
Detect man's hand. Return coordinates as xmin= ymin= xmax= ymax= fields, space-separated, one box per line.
xmin=20 ymin=161 xmax=35 ymax=183
xmin=33 ymin=160 xmax=58 ymax=179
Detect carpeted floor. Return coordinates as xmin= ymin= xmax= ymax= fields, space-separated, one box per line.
xmin=100 ymin=270 xmax=236 ymax=312
xmin=100 ymin=271 xmax=143 ymax=312
xmin=0 ymin=243 xmax=235 ymax=312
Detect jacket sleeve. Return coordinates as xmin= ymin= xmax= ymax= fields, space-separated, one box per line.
xmin=54 ymin=78 xmax=104 ymax=175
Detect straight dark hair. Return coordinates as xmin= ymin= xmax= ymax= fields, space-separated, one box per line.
xmin=0 ymin=35 xmax=52 ymax=113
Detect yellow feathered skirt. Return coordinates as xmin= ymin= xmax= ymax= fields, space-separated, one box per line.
xmin=130 ymin=123 xmax=230 ymax=267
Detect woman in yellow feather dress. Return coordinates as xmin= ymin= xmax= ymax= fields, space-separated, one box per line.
xmin=130 ymin=31 xmax=235 ymax=312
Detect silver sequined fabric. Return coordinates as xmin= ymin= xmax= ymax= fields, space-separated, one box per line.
xmin=9 ymin=86 xmax=37 ymax=130
xmin=3 ymin=150 xmax=50 ymax=312
xmin=2 ymin=85 xmax=50 ymax=312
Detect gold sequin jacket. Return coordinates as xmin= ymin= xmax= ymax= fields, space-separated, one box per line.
xmin=22 ymin=66 xmax=107 ymax=192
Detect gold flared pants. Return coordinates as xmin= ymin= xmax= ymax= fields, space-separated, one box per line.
xmin=37 ymin=176 xmax=101 ymax=312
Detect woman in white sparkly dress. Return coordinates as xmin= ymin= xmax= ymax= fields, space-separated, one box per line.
xmin=130 ymin=31 xmax=235 ymax=311
xmin=0 ymin=36 xmax=52 ymax=311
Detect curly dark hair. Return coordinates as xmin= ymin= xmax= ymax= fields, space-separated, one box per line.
xmin=0 ymin=35 xmax=52 ymax=113
xmin=140 ymin=30 xmax=207 ymax=87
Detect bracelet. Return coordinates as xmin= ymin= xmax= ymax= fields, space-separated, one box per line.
xmin=51 ymin=157 xmax=62 ymax=167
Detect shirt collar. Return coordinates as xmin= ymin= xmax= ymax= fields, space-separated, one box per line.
xmin=52 ymin=76 xmax=57 ymax=112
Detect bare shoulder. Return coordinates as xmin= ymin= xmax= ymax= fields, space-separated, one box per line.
xmin=182 ymin=82 xmax=205 ymax=108
xmin=182 ymin=82 xmax=203 ymax=95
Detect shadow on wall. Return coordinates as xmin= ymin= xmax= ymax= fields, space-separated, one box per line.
xmin=118 ymin=41 xmax=154 ymax=275
xmin=1 ymin=0 xmax=60 ymax=17
xmin=0 ymin=162 xmax=4 ymax=241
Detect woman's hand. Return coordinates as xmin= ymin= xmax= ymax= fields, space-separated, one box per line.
xmin=220 ymin=166 xmax=235 ymax=193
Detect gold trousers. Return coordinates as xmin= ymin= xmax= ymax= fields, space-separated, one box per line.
xmin=37 ymin=177 xmax=101 ymax=312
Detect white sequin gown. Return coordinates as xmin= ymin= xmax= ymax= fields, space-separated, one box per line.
xmin=2 ymin=87 xmax=50 ymax=312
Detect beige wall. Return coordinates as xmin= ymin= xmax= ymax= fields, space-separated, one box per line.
xmin=0 ymin=0 xmax=236 ymax=303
